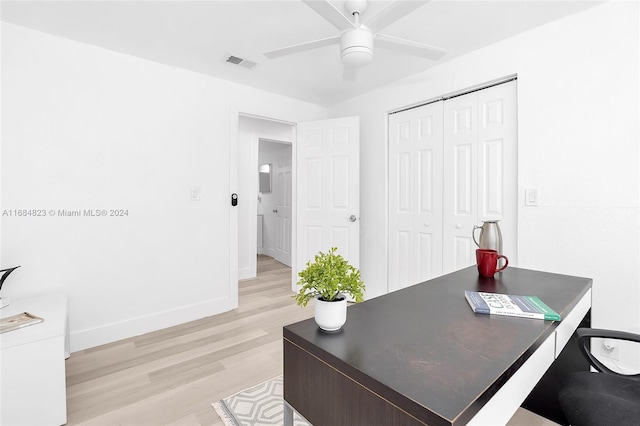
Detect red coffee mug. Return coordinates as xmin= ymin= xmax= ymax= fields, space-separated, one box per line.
xmin=476 ymin=249 xmax=508 ymax=277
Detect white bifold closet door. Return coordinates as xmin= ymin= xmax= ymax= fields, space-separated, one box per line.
xmin=389 ymin=80 xmax=517 ymax=292
xmin=388 ymin=102 xmax=444 ymax=292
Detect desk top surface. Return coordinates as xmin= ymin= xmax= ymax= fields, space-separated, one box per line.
xmin=284 ymin=266 xmax=592 ymax=425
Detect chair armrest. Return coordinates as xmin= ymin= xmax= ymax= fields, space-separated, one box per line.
xmin=576 ymin=328 xmax=640 ymax=379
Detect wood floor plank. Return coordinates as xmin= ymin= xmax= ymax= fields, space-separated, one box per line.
xmin=67 ymin=325 xmax=269 ymax=401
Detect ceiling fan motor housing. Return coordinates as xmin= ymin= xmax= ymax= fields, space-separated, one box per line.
xmin=340 ymin=28 xmax=373 ymax=67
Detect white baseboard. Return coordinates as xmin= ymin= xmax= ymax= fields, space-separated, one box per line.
xmin=238 ymin=266 xmax=256 ymax=280
xmin=262 ymin=247 xmax=276 ymax=258
xmin=69 ymin=296 xmax=236 ymax=352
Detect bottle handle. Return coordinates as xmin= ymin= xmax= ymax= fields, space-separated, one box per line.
xmin=472 ymin=225 xmax=482 ymax=247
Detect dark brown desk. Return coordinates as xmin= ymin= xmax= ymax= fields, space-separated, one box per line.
xmin=283 ymin=266 xmax=592 ymax=426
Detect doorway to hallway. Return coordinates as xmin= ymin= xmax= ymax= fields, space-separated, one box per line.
xmin=234 ymin=113 xmax=361 ymax=294
xmin=237 ymin=115 xmax=294 ymax=281
xmin=258 ymin=139 xmax=292 ymax=268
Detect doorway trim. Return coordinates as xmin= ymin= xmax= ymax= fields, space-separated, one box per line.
xmin=229 ymin=105 xmax=297 ymax=309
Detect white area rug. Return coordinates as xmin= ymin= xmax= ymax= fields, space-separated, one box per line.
xmin=212 ymin=375 xmax=311 ymax=426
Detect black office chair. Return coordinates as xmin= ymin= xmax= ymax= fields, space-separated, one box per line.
xmin=559 ymin=328 xmax=640 ymax=426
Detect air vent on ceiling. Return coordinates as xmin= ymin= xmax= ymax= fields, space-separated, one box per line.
xmin=225 ymin=55 xmax=258 ymax=69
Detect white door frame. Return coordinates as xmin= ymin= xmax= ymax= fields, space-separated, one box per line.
xmin=229 ymin=107 xmax=297 ymax=309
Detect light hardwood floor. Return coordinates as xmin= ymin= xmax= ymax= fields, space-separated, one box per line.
xmin=65 ymin=255 xmax=314 ymax=425
xmin=65 ymin=255 xmax=556 ymax=425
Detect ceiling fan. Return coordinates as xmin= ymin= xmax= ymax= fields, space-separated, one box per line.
xmin=263 ymin=0 xmax=447 ymax=82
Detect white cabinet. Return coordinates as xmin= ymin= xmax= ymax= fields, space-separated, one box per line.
xmin=1 ymin=294 xmax=69 ymax=425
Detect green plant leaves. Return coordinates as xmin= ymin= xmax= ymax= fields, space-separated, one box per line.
xmin=294 ymin=247 xmax=365 ymax=307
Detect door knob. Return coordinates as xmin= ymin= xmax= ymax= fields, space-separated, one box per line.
xmin=349 ymin=215 xmax=357 ymax=222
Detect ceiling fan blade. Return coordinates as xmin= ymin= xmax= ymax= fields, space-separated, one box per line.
xmin=302 ymin=0 xmax=356 ymax=31
xmin=342 ymin=66 xmax=358 ymax=83
xmin=375 ymin=33 xmax=447 ymax=60
xmin=263 ymin=36 xmax=340 ymax=59
xmin=363 ymin=0 xmax=430 ymax=33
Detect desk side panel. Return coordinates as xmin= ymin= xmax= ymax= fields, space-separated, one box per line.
xmin=284 ymin=339 xmax=447 ymax=426
xmin=468 ymin=334 xmax=556 ymax=425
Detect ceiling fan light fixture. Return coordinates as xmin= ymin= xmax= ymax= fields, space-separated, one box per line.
xmin=340 ymin=28 xmax=373 ymax=67
xmin=341 ymin=47 xmax=373 ymax=67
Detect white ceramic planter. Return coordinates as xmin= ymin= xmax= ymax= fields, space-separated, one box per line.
xmin=314 ymin=294 xmax=347 ymax=331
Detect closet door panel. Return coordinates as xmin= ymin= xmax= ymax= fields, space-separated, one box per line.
xmin=389 ymin=117 xmax=413 ymax=292
xmin=477 ymin=81 xmax=518 ymax=260
xmin=453 ymin=143 xmax=473 ymax=215
xmin=389 ymin=103 xmax=443 ymax=291
xmin=444 ymin=95 xmax=478 ymax=274
xmin=480 ymin=138 xmax=504 ymax=218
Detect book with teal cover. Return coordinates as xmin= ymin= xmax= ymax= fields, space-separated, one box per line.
xmin=464 ymin=291 xmax=561 ymax=321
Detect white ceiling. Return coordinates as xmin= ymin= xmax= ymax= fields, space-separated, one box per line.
xmin=1 ymin=0 xmax=603 ymax=107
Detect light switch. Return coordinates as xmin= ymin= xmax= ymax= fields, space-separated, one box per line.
xmin=190 ymin=187 xmax=200 ymax=201
xmin=525 ymin=188 xmax=538 ymax=206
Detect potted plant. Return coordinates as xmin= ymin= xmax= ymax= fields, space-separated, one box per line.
xmin=294 ymin=247 xmax=365 ymax=331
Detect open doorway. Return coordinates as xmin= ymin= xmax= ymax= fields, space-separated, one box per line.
xmin=258 ymin=139 xmax=292 ymax=267
xmin=232 ymin=113 xmax=360 ymax=298
xmin=237 ymin=115 xmax=294 ymax=281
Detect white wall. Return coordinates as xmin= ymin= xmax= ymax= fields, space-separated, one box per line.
xmin=237 ymin=117 xmax=293 ymax=279
xmin=0 ymin=23 xmax=326 ymax=351
xmin=329 ymin=1 xmax=639 ymax=366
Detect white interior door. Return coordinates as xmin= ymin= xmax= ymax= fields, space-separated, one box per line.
xmin=273 ymin=146 xmax=292 ymax=267
xmin=388 ymin=102 xmax=443 ymax=291
xmin=296 ymin=117 xmax=360 ymax=289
